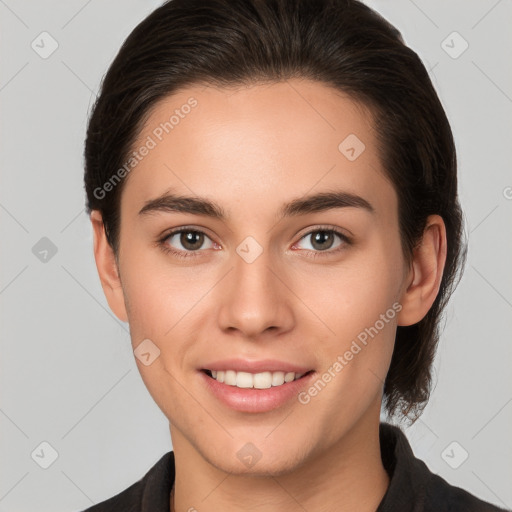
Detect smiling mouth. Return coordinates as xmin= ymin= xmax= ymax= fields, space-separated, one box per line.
xmin=202 ymin=369 xmax=314 ymax=389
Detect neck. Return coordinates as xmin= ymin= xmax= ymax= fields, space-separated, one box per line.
xmin=170 ymin=409 xmax=389 ymax=512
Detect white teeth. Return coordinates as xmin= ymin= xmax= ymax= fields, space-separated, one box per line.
xmin=271 ymin=371 xmax=285 ymax=386
xmin=208 ymin=369 xmax=307 ymax=389
xmin=284 ymin=372 xmax=295 ymax=383
xmin=236 ymin=371 xmax=253 ymax=388
xmin=224 ymin=370 xmax=237 ymax=386
xmin=253 ymin=371 xmax=272 ymax=389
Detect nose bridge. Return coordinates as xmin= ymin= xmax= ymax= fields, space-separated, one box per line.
xmin=216 ymin=237 xmax=294 ymax=337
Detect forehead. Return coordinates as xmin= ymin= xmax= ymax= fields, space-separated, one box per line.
xmin=121 ymin=79 xmax=396 ymax=221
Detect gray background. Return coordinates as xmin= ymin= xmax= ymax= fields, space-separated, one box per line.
xmin=0 ymin=0 xmax=511 ymax=510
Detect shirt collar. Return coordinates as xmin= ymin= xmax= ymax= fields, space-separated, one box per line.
xmin=139 ymin=422 xmax=427 ymax=512
xmin=377 ymin=422 xmax=430 ymax=511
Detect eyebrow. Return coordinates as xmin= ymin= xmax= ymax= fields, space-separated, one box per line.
xmin=138 ymin=188 xmax=375 ymax=220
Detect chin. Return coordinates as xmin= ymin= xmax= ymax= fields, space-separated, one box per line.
xmin=202 ymin=441 xmax=310 ymax=478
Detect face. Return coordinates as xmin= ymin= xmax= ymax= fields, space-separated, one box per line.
xmin=104 ymin=80 xmax=412 ymax=475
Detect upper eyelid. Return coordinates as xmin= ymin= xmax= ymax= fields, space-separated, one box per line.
xmin=296 ymin=225 xmax=351 ymax=239
xmin=164 ymin=225 xmax=216 ymax=240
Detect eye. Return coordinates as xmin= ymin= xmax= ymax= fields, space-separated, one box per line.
xmin=292 ymin=228 xmax=351 ymax=255
xmin=159 ymin=228 xmax=218 ymax=258
xmin=158 ymin=226 xmax=351 ymax=260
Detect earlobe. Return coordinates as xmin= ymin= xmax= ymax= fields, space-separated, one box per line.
xmin=90 ymin=210 xmax=129 ymax=323
xmin=396 ymin=215 xmax=447 ymax=327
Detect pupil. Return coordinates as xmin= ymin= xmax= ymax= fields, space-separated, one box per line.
xmin=312 ymin=231 xmax=333 ymax=250
xmin=181 ymin=231 xmax=203 ymax=250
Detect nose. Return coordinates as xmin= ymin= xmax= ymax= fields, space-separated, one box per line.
xmin=216 ymin=246 xmax=295 ymax=340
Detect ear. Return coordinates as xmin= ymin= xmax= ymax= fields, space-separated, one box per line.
xmin=396 ymin=214 xmax=447 ymax=326
xmin=90 ymin=210 xmax=128 ymax=323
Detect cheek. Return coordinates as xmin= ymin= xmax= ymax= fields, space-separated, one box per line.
xmin=120 ymin=245 xmax=207 ymax=338
xmin=297 ymin=240 xmax=403 ymax=340
xmin=292 ymin=234 xmax=403 ymax=393
xmin=297 ymin=265 xmax=400 ymax=435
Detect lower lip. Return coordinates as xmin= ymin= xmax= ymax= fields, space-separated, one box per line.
xmin=200 ymin=370 xmax=315 ymax=413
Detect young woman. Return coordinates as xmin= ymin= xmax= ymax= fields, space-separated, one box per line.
xmin=82 ymin=0 xmax=507 ymax=510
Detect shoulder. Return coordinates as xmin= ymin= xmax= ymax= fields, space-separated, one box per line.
xmin=81 ymin=479 xmax=143 ymax=512
xmin=423 ymin=470 xmax=509 ymax=512
xmin=79 ymin=451 xmax=174 ymax=512
xmin=378 ymin=423 xmax=509 ymax=512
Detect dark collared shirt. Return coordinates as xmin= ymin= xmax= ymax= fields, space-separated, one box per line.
xmin=82 ymin=423 xmax=508 ymax=511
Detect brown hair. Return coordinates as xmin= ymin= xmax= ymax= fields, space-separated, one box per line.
xmin=84 ymin=0 xmax=467 ymax=421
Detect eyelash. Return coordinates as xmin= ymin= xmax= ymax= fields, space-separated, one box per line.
xmin=157 ymin=226 xmax=352 ymax=260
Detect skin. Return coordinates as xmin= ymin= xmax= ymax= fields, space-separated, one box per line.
xmin=91 ymin=79 xmax=447 ymax=512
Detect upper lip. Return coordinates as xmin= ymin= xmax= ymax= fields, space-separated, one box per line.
xmin=201 ymin=358 xmax=313 ymax=374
